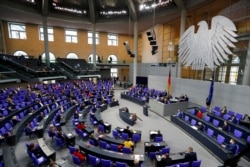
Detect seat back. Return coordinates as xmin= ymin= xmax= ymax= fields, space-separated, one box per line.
xmin=235 ymin=113 xmax=243 ymax=120
xmin=98 ymin=124 xmax=105 ymax=134
xmin=116 ymin=161 xmax=128 ymax=167
xmin=228 ymin=110 xmax=235 ymax=116
xmin=68 ymin=145 xmax=76 ymax=154
xmin=213 ymin=106 xmax=220 ymax=112
xmin=155 ymin=136 xmax=163 ymax=142
xmin=72 ymin=154 xmax=81 ymax=165
xmin=223 ymin=114 xmax=231 ymax=121
xmin=184 ymin=115 xmax=190 ymax=122
xmin=179 ymin=162 xmax=189 ymax=167
xmin=132 ymin=133 xmax=141 ymax=143
xmin=216 ymin=134 xmax=225 ymax=144
xmin=233 ymin=129 xmax=243 ymax=138
xmin=122 ymin=133 xmax=129 ymax=140
xmin=204 ymin=115 xmax=210 ymax=122
xmin=110 ymin=144 xmax=119 ymax=152
xmin=112 ymin=130 xmax=119 ymax=139
xmin=160 ymin=147 xmax=170 ymax=155
xmin=207 ymin=128 xmax=214 ymax=137
xmin=122 ymin=147 xmax=132 ymax=154
xmin=212 ymin=119 xmax=220 ymax=127
xmin=191 ymin=119 xmax=197 ymax=126
xmin=100 ymin=141 xmax=108 ymax=149
xmin=88 ymin=154 xmax=100 ymax=165
xmin=100 ymin=158 xmax=112 ymax=167
xmin=190 ymin=109 xmax=196 ymax=115
xmin=192 ymin=160 xmax=201 ymax=167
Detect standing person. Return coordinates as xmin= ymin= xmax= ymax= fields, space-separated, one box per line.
xmin=184 ymin=147 xmax=197 ymax=167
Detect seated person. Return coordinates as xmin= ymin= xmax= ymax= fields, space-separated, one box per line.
xmin=221 ymin=138 xmax=237 ymax=153
xmin=133 ymin=159 xmax=140 ymax=167
xmin=37 ymin=111 xmax=44 ymax=122
xmin=131 ymin=113 xmax=138 ymax=122
xmin=159 ymin=153 xmax=172 ymax=167
xmin=77 ymin=122 xmax=87 ymax=131
xmin=24 ymin=122 xmax=36 ymax=137
xmin=89 ymin=133 xmax=99 ymax=146
xmin=73 ymin=110 xmax=79 ymax=119
xmin=49 ymin=124 xmax=57 ymax=134
xmin=176 ymin=109 xmax=183 ymax=118
xmin=155 ymin=130 xmax=163 ymax=138
xmin=196 ymin=110 xmax=203 ymax=119
xmin=123 ymin=138 xmax=134 ymax=151
xmin=123 ymin=107 xmax=129 ymax=113
xmin=218 ymin=121 xmax=229 ymax=131
xmin=184 ymin=147 xmax=197 ymax=167
xmin=197 ymin=122 xmax=205 ymax=131
xmin=57 ymin=130 xmax=66 ymax=142
xmin=55 ymin=113 xmax=62 ymax=123
xmin=28 ymin=142 xmax=43 ymax=157
xmin=147 ymin=144 xmax=157 ymax=154
xmin=242 ymin=114 xmax=250 ymax=122
xmin=12 ymin=115 xmax=21 ymax=126
xmin=220 ymin=106 xmax=227 ymax=116
xmin=123 ymin=126 xmax=132 ymax=138
xmin=73 ymin=148 xmax=86 ymax=162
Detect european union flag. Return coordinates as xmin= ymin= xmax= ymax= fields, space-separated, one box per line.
xmin=206 ymin=71 xmax=214 ymax=107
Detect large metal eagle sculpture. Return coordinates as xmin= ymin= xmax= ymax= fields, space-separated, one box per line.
xmin=178 ymin=15 xmax=238 ymax=70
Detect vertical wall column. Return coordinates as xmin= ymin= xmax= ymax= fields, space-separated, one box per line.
xmin=42 ymin=16 xmax=50 ymax=67
xmin=133 ymin=21 xmax=138 ymax=86
xmin=177 ymin=9 xmax=187 ymax=78
xmin=242 ymin=36 xmax=250 ymax=85
xmin=92 ymin=23 xmax=96 ymax=70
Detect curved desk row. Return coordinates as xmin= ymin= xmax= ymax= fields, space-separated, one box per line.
xmin=120 ymin=93 xmax=145 ymax=105
xmin=119 ymin=109 xmax=135 ymax=126
xmin=99 ymin=135 xmax=124 ymax=146
xmin=60 ymin=103 xmax=79 ymax=126
xmin=77 ymin=141 xmax=144 ymax=166
xmin=183 ymin=111 xmax=250 ymax=160
xmin=171 ymin=115 xmax=233 ymax=162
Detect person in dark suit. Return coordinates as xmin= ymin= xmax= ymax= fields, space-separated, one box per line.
xmin=218 ymin=121 xmax=229 ymax=131
xmin=123 ymin=126 xmax=132 ymax=138
xmin=159 ymin=153 xmax=172 ymax=167
xmin=221 ymin=138 xmax=237 ymax=153
xmin=184 ymin=147 xmax=197 ymax=167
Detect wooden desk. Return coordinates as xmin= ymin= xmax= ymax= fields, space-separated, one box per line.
xmin=37 ymin=138 xmax=56 ymax=161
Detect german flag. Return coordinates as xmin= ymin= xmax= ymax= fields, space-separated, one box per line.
xmin=167 ymin=69 xmax=171 ymax=94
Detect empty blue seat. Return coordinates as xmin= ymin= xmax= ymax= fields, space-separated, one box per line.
xmin=207 ymin=128 xmax=214 ymax=138
xmin=216 ymin=134 xmax=225 ymax=144
xmin=212 ymin=119 xmax=220 ymax=127
xmin=191 ymin=119 xmax=197 ymax=126
xmin=233 ymin=129 xmax=243 ymax=138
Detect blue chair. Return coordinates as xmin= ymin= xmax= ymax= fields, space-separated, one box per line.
xmin=234 ymin=144 xmax=240 ymax=156
xmin=98 ymin=124 xmax=105 ymax=134
xmin=148 ymin=152 xmax=158 ymax=160
xmin=112 ymin=130 xmax=119 ymax=139
xmin=192 ymin=160 xmax=201 ymax=167
xmin=122 ymin=147 xmax=132 ymax=154
xmin=89 ymin=138 xmax=96 ymax=146
xmin=100 ymin=141 xmax=108 ymax=149
xmin=191 ymin=119 xmax=197 ymax=126
xmin=79 ymin=130 xmax=88 ymax=139
xmin=55 ymin=137 xmax=67 ymax=148
xmin=110 ymin=144 xmax=119 ymax=152
xmin=223 ymin=114 xmax=231 ymax=121
xmin=190 ymin=109 xmax=196 ymax=115
xmin=184 ymin=115 xmax=190 ymax=122
xmin=100 ymin=158 xmax=112 ymax=167
xmin=204 ymin=115 xmax=211 ymax=122
xmin=227 ymin=110 xmax=235 ymax=116
xmin=132 ymin=133 xmax=141 ymax=143
xmin=216 ymin=134 xmax=225 ymax=144
xmin=31 ymin=153 xmax=47 ymax=167
xmin=179 ymin=162 xmax=189 ymax=167
xmin=72 ymin=154 xmax=85 ymax=166
xmin=207 ymin=128 xmax=214 ymax=138
xmin=0 ymin=161 xmax=4 ymax=167
xmin=122 ymin=133 xmax=129 ymax=140
xmin=88 ymin=154 xmax=100 ymax=166
xmin=155 ymin=136 xmax=163 ymax=142
xmin=212 ymin=119 xmax=220 ymax=127
xmin=68 ymin=145 xmax=76 ymax=154
xmin=160 ymin=147 xmax=170 ymax=155
xmin=116 ymin=161 xmax=128 ymax=167
xmin=233 ymin=129 xmax=243 ymax=138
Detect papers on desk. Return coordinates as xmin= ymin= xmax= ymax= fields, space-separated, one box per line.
xmin=133 ymin=154 xmax=140 ymax=160
xmin=119 ymin=128 xmax=124 ymax=131
xmin=79 ymin=114 xmax=82 ymax=117
xmin=104 ymin=122 xmax=109 ymax=126
xmin=44 ymin=115 xmax=48 ymax=120
xmin=191 ymin=126 xmax=198 ymax=130
xmin=154 ymin=143 xmax=160 ymax=146
xmin=67 ymin=133 xmax=73 ymax=137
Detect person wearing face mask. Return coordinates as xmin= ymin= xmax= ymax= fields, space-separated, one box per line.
xmin=221 ymin=138 xmax=237 ymax=153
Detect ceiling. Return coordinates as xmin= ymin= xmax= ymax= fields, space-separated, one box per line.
xmin=0 ymin=0 xmax=210 ymax=34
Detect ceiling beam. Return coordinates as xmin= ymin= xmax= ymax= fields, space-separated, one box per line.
xmin=174 ymin=0 xmax=185 ymax=10
xmin=88 ymin=0 xmax=96 ymax=23
xmin=126 ymin=0 xmax=137 ymax=21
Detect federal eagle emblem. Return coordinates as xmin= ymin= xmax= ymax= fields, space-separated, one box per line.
xmin=178 ymin=15 xmax=238 ymax=70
